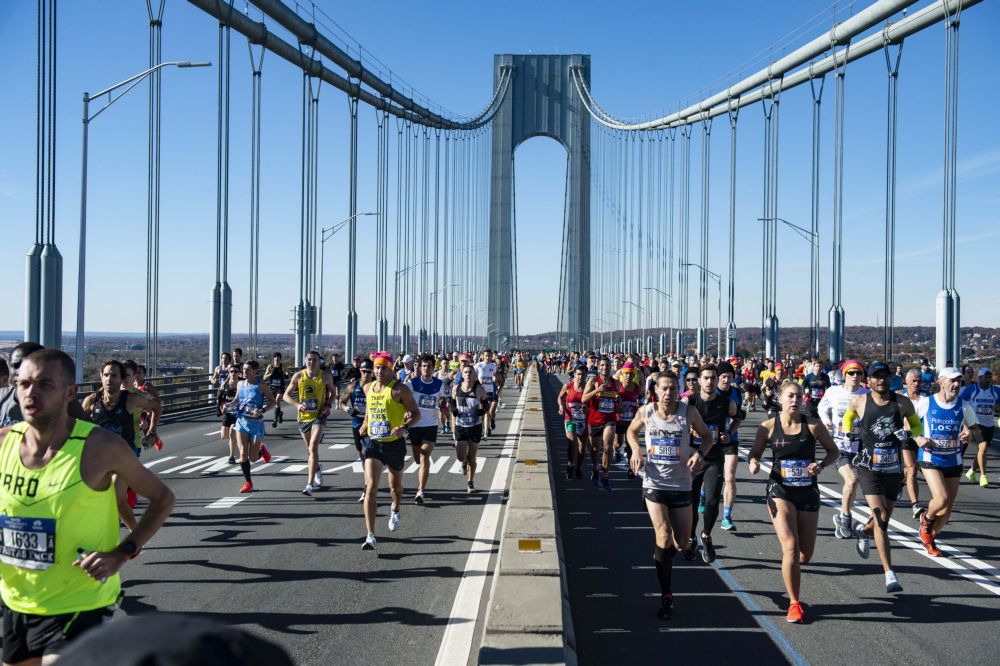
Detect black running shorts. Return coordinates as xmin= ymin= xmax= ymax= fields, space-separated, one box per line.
xmin=643 ymin=487 xmax=692 ymax=508
xmin=766 ymin=480 xmax=821 ymax=512
xmin=362 ymin=438 xmax=406 ymax=471
xmin=855 ymin=466 xmax=903 ymax=498
xmin=3 ymin=606 xmax=112 ymax=664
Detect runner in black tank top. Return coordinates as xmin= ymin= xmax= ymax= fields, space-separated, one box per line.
xmin=748 ymin=381 xmax=838 ymax=624
xmin=90 ymin=390 xmax=135 ymax=450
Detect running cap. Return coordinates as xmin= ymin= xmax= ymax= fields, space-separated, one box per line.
xmin=359 ymin=360 xmax=374 ymax=371
xmin=402 ymin=354 xmax=414 ymax=364
xmin=458 ymin=353 xmax=473 ymax=362
xmin=371 ymin=352 xmax=394 ymax=367
xmin=979 ymin=367 xmax=992 ymax=377
xmin=840 ymin=359 xmax=864 ymax=374
xmin=938 ymin=367 xmax=962 ymax=380
xmin=621 ymin=361 xmax=635 ymax=372
xmin=868 ymin=361 xmax=892 ymax=376
xmin=774 ymin=362 xmax=785 ymax=371
xmin=716 ymin=362 xmax=736 ymax=376
xmin=449 ymin=361 xmax=460 ymax=370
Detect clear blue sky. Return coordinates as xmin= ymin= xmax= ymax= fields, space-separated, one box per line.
xmin=0 ymin=0 xmax=997 ymax=336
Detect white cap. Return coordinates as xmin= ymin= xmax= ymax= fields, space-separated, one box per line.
xmin=403 ymin=354 xmax=414 ymax=364
xmin=938 ymin=367 xmax=961 ymax=380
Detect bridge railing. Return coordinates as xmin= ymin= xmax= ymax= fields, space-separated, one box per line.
xmin=76 ymin=374 xmax=218 ymax=414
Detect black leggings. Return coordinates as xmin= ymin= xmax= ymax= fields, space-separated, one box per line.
xmin=691 ymin=458 xmax=724 ymax=539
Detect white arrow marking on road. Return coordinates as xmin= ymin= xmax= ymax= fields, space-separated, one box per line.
xmin=142 ymin=456 xmax=176 ymax=468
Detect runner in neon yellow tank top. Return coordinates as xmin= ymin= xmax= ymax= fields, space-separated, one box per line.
xmin=358 ymin=352 xmax=419 ymax=552
xmin=284 ymin=351 xmax=337 ymax=497
xmin=0 ymin=349 xmax=174 ymax=663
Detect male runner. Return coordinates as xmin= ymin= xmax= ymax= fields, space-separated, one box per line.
xmin=802 ymin=360 xmax=831 ymax=419
xmin=341 ymin=359 xmax=374 ymax=503
xmin=0 ymin=349 xmax=174 ymax=664
xmin=406 ymin=354 xmax=446 ymax=504
xmin=451 ymin=363 xmax=489 ymax=493
xmin=716 ymin=362 xmax=745 ymax=531
xmin=959 ymin=367 xmax=1000 ymax=487
xmin=557 ymin=364 xmax=590 ymax=480
xmin=283 ymin=351 xmax=336 ymax=496
xmin=359 ymin=352 xmax=420 ymax=551
xmin=397 ymin=355 xmax=416 ymax=383
xmin=210 ymin=352 xmax=234 ymax=417
xmin=475 ymin=350 xmax=500 ymax=439
xmin=225 ymin=360 xmax=276 ymax=493
xmin=899 ymin=369 xmax=930 ymax=518
xmin=818 ymin=360 xmax=869 ymax=539
xmin=615 ymin=362 xmax=642 ymax=479
xmin=263 ymin=353 xmax=288 ymax=427
xmin=328 ymin=352 xmax=345 ymax=403
xmin=583 ymin=357 xmax=619 ymax=491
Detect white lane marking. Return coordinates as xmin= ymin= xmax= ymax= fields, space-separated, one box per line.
xmin=241 ymin=456 xmax=289 ymax=474
xmin=205 ymin=496 xmax=248 ymax=509
xmin=613 ymin=526 xmax=650 ymax=530
xmin=281 ymin=464 xmax=309 ymax=473
xmin=142 ymin=456 xmax=176 ymax=468
xmin=328 ymin=443 xmax=351 ymax=450
xmin=434 ymin=370 xmax=530 ymax=666
xmin=159 ymin=456 xmax=216 ymax=474
xmin=743 ymin=446 xmax=1000 ymax=596
xmin=204 ymin=430 xmax=222 ymax=436
xmin=324 ymin=460 xmax=364 ymax=474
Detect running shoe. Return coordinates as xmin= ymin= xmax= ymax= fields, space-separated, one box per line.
xmin=415 ymin=490 xmax=425 ymax=505
xmin=467 ymin=481 xmax=475 ymax=493
xmin=682 ymin=539 xmax=697 ymax=561
xmin=911 ymin=504 xmax=925 ymax=520
xmin=313 ymin=470 xmax=323 ymax=487
xmin=832 ymin=513 xmax=851 ymax=539
xmin=259 ymin=444 xmax=272 ymax=463
xmin=980 ymin=474 xmax=990 ymax=488
xmin=924 ymin=539 xmax=943 ymax=557
xmin=657 ymin=594 xmax=673 ymax=621
xmin=302 ymin=484 xmax=314 ymax=497
xmin=126 ymin=488 xmax=138 ymax=509
xmin=700 ymin=535 xmax=716 ymax=564
xmin=786 ymin=602 xmax=804 ymax=624
xmin=271 ymin=420 xmax=278 ymax=429
xmin=600 ymin=476 xmax=612 ymax=492
xmin=720 ymin=517 xmax=736 ymax=531
xmin=357 ymin=491 xmax=366 ymax=503
xmin=388 ymin=510 xmax=401 ymax=532
xmin=239 ymin=481 xmax=253 ymax=493
xmin=965 ymin=467 xmax=978 ymax=483
xmin=227 ymin=455 xmax=236 ymax=465
xmin=885 ymin=571 xmax=903 ymax=593
xmin=855 ymin=530 xmax=870 ymax=559
xmin=362 ymin=534 xmax=377 ymax=551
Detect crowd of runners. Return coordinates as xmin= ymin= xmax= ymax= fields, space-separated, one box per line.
xmin=541 ymin=350 xmax=999 ymax=622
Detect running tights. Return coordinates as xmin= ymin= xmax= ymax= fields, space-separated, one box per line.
xmin=691 ymin=458 xmax=724 ymax=538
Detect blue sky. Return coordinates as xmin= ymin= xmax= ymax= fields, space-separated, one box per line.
xmin=0 ymin=0 xmax=997 ymax=337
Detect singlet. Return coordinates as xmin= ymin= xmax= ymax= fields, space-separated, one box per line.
xmin=297 ymin=372 xmax=327 ymax=422
xmin=920 ymin=395 xmax=976 ymax=468
xmin=688 ymin=392 xmax=730 ymax=461
xmin=349 ymin=380 xmax=367 ymax=430
xmin=453 ymin=383 xmax=483 ymax=429
xmin=365 ymin=380 xmax=406 ymax=443
xmin=0 ymin=387 xmax=21 ymax=427
xmin=642 ymin=402 xmax=693 ymax=492
xmin=216 ymin=365 xmax=231 ymax=393
xmin=0 ymin=420 xmax=120 ymax=614
xmin=90 ymin=390 xmax=135 ymax=447
xmin=804 ymin=373 xmax=831 ymax=403
xmin=617 ymin=383 xmax=642 ymax=424
xmin=265 ymin=364 xmax=287 ymax=391
xmin=236 ymin=380 xmax=265 ymax=420
xmin=818 ymin=385 xmax=869 ymax=453
xmin=586 ymin=366 xmax=599 ymax=381
xmin=476 ymin=362 xmax=498 ymax=395
xmin=221 ymin=382 xmax=239 ymax=415
xmin=743 ymin=367 xmax=757 ymax=386
xmin=959 ymin=383 xmax=1000 ymax=427
xmin=724 ymin=386 xmax=743 ymax=443
xmin=587 ymin=376 xmax=619 ymax=427
xmin=855 ymin=393 xmax=904 ymax=474
xmin=410 ymin=376 xmax=444 ymax=428
xmin=767 ymin=416 xmax=818 ymax=488
xmin=563 ymin=382 xmax=587 ymax=427
xmin=398 ymin=366 xmax=415 ymax=384
xmin=919 ymin=371 xmax=935 ymax=397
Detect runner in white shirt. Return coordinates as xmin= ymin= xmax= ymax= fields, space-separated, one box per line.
xmin=899 ymin=369 xmax=930 ymax=518
xmin=817 ymin=359 xmax=869 ymax=538
xmin=959 ymin=367 xmax=1000 ymax=487
xmin=475 ymin=349 xmax=499 ymax=440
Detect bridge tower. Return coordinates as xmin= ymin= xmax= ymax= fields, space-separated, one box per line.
xmin=488 ymin=54 xmax=590 ymax=350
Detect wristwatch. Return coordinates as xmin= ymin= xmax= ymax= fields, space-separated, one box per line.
xmin=120 ymin=540 xmax=140 ymax=559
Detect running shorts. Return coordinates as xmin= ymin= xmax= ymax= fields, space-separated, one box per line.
xmin=362 ymin=438 xmax=406 ymax=471
xmin=615 ymin=422 xmax=631 ymax=436
xmin=766 ymin=480 xmax=821 ymax=512
xmin=352 ymin=427 xmax=364 ymax=452
xmin=222 ymin=412 xmax=237 ymax=428
xmin=855 ymin=466 xmax=903 ymax=498
xmin=455 ymin=424 xmax=483 ymax=444
xmin=918 ymin=462 xmax=963 ymax=478
xmin=409 ymin=425 xmax=438 ymax=447
xmin=564 ymin=421 xmax=587 ymax=436
xmin=234 ymin=417 xmax=264 ymax=440
xmin=980 ymin=425 xmax=995 ymax=446
xmin=721 ymin=442 xmax=739 ymax=456
xmin=3 ymin=606 xmax=112 ymax=664
xmin=297 ymin=416 xmax=327 ymax=433
xmin=643 ymin=487 xmax=692 ymax=508
xmin=834 ymin=451 xmax=855 ymax=470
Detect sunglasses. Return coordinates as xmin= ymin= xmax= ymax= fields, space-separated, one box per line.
xmin=845 ymin=370 xmax=862 ymax=376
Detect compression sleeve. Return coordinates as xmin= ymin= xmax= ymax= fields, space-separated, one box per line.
xmin=905 ymin=413 xmax=922 ymax=437
xmin=842 ymin=409 xmax=859 ymax=434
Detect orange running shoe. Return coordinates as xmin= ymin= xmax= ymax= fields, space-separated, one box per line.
xmin=786 ymin=602 xmax=805 ymax=624
xmin=924 ymin=539 xmax=943 ymax=557
xmin=259 ymin=444 xmax=272 ymax=463
xmin=919 ymin=525 xmax=933 ymax=546
xmin=240 ymin=481 xmax=254 ymax=493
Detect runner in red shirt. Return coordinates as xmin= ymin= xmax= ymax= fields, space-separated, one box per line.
xmin=557 ymin=364 xmax=590 ymax=480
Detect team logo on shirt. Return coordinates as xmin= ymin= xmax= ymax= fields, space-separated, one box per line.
xmin=868 ymin=416 xmax=898 ymax=441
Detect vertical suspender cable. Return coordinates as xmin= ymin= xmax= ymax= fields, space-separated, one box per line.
xmin=667 ymin=128 xmax=675 ymax=351
xmin=433 ymin=129 xmax=441 ymax=350
xmin=829 ymin=41 xmax=849 ymax=364
xmin=346 ymin=88 xmax=358 ymax=361
xmin=442 ymin=133 xmax=450 ymax=350
xmin=726 ymin=100 xmax=739 ymax=357
xmin=146 ymin=0 xmax=164 ymax=372
xmin=883 ymin=37 xmax=903 ymax=362
xmin=699 ymin=117 xmax=712 ymax=354
xmin=247 ymin=38 xmax=264 ymax=359
xmin=760 ymin=91 xmax=774 ymax=356
xmin=636 ymin=133 xmax=645 ymax=347
xmin=393 ymin=117 xmax=403 ymax=351
xmin=809 ymin=72 xmax=825 ymax=359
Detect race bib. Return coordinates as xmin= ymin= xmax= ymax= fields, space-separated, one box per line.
xmin=647 ymin=437 xmax=680 ymax=464
xmin=481 ymin=377 xmax=494 ymax=388
xmin=810 ymin=387 xmax=822 ymax=400
xmin=269 ymin=379 xmax=283 ymax=388
xmin=975 ymin=403 xmax=993 ymax=417
xmin=872 ymin=446 xmax=900 ymax=472
xmin=302 ymin=399 xmax=318 ymax=412
xmin=457 ymin=413 xmax=476 ymax=428
xmin=931 ymin=438 xmax=959 ymax=455
xmin=0 ymin=515 xmax=56 ymax=571
xmin=568 ymin=403 xmax=586 ymax=423
xmin=620 ymin=407 xmax=635 ymax=421
xmin=598 ymin=397 xmax=615 ymax=414
xmin=369 ymin=420 xmax=391 ymax=439
xmin=779 ymin=459 xmax=812 ymax=487
xmin=418 ymin=394 xmax=438 ymax=409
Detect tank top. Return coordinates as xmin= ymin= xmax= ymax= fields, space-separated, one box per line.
xmin=221 ymin=383 xmax=239 ymax=415
xmin=689 ymin=392 xmax=730 ymax=460
xmin=642 ymin=402 xmax=693 ymax=491
xmin=725 ymin=386 xmax=743 ymax=443
xmin=266 ymin=365 xmax=287 ymax=390
xmin=588 ymin=376 xmax=620 ymax=426
xmin=366 ymin=380 xmax=406 ymax=442
xmin=90 ymin=390 xmax=135 ymax=447
xmin=563 ymin=381 xmax=587 ymax=426
xmin=767 ymin=417 xmax=818 ymax=488
xmin=0 ymin=420 xmax=120 ymax=614
xmin=297 ymin=372 xmax=326 ymax=422
xmin=476 ymin=362 xmax=498 ymax=395
xmin=237 ymin=380 xmax=265 ymax=420
xmin=959 ymin=384 xmax=1000 ymax=427
xmin=856 ymin=393 xmax=904 ymax=474
xmin=350 ymin=381 xmax=367 ymax=430
xmin=410 ymin=376 xmax=444 ymax=428
xmin=454 ymin=383 xmax=483 ymax=429
xmin=920 ymin=395 xmax=968 ymax=468
xmin=217 ymin=365 xmax=230 ymax=392
xmin=617 ymin=384 xmax=642 ymax=424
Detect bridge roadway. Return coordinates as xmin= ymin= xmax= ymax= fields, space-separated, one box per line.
xmin=539 ymin=371 xmax=1000 ymax=666
xmin=115 ymin=387 xmax=530 ymax=666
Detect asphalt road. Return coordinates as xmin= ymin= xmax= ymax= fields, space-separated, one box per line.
xmin=540 ymin=371 xmax=1000 ymax=666
xmin=115 ymin=383 xmax=530 ymax=666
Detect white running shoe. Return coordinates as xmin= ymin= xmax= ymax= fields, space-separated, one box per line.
xmin=357 ymin=491 xmax=366 ymax=503
xmin=415 ymin=490 xmax=425 ymax=505
xmin=313 ymin=470 xmax=323 ymax=487
xmin=302 ymin=484 xmax=314 ymax=497
xmin=388 ymin=510 xmax=401 ymax=531
xmin=362 ymin=534 xmax=377 ymax=550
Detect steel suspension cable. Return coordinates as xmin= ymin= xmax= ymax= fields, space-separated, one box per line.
xmin=247 ymin=37 xmax=265 ymax=359
xmin=726 ymin=100 xmax=739 ymax=356
xmin=883 ymin=39 xmax=903 ymax=362
xmin=146 ymin=0 xmax=165 ymax=371
xmin=809 ymin=73 xmax=825 ymax=358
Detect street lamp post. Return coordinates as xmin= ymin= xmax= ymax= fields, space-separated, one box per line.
xmin=682 ymin=263 xmax=722 ymax=359
xmin=643 ymin=286 xmax=672 ymax=353
xmin=318 ymin=212 xmax=377 ymax=356
xmin=429 ymin=283 xmax=458 ymax=352
xmin=622 ymin=300 xmax=646 ymax=353
xmin=77 ymin=61 xmax=210 ymax=383
xmin=394 ymin=260 xmax=433 ymax=352
xmin=757 ymin=217 xmax=819 ymax=360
